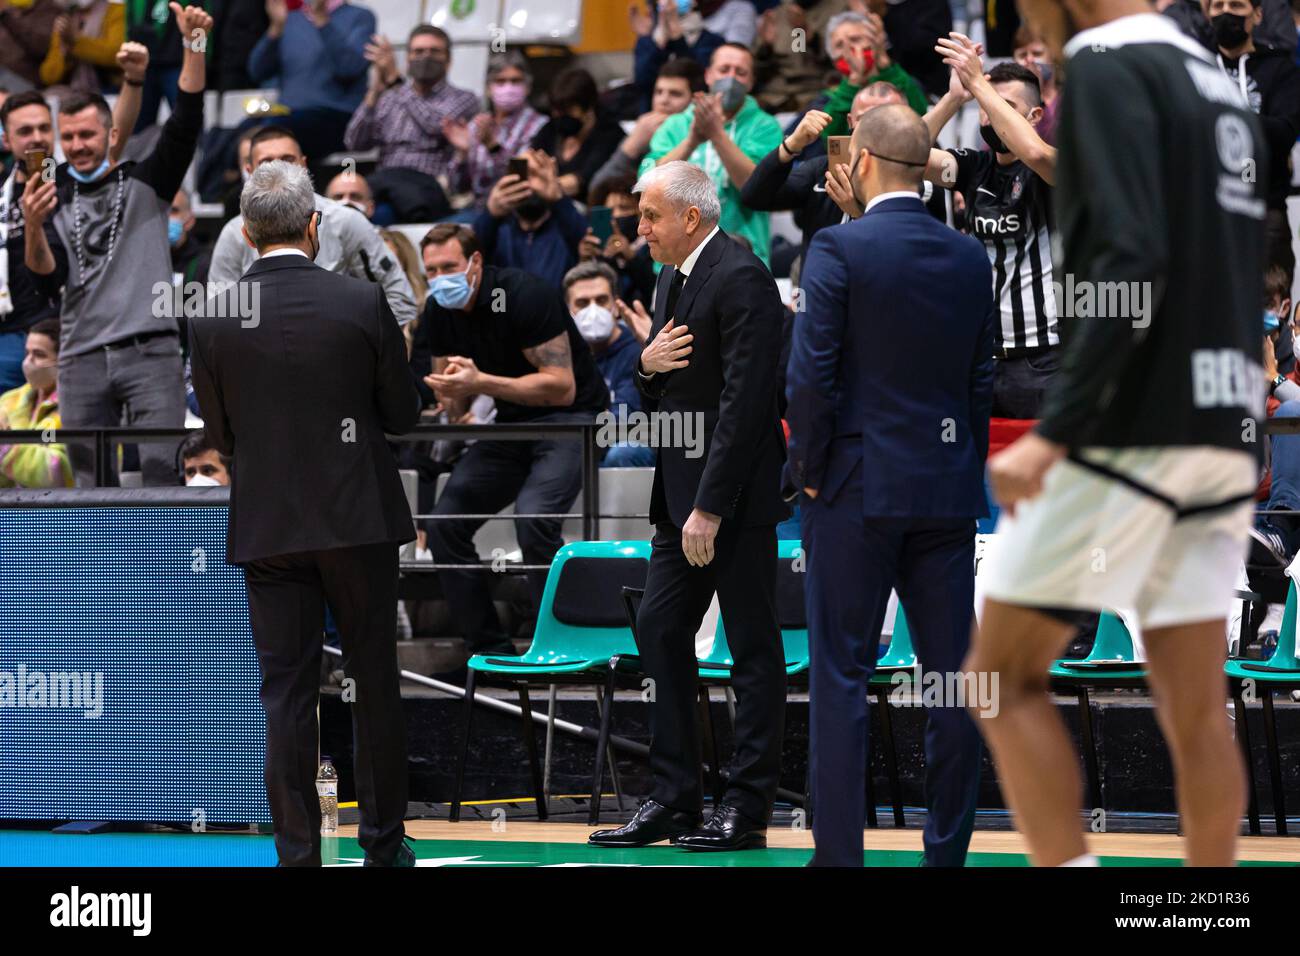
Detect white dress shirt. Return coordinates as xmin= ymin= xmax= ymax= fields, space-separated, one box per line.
xmin=863 ymin=190 xmax=924 ymax=215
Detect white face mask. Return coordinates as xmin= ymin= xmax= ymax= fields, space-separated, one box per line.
xmin=572 ymin=303 xmax=614 ymax=343
xmin=186 ymin=473 xmax=222 ymax=487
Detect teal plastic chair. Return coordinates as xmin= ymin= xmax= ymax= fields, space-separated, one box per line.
xmin=1227 ymin=578 xmax=1300 ymax=835
xmin=451 ymin=540 xmax=651 ymax=823
xmin=1048 ymin=612 xmax=1146 ymax=813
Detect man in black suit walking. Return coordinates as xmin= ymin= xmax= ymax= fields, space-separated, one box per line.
xmin=588 ymin=160 xmax=789 ymax=851
xmin=189 ymin=160 xmax=422 ymax=867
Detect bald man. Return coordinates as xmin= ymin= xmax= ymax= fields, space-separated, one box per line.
xmin=786 ymin=104 xmax=996 ymax=867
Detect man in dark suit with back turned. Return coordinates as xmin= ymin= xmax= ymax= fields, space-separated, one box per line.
xmin=787 ymin=104 xmax=996 ymax=867
xmin=588 ymin=160 xmax=789 ymax=852
xmin=189 ymin=160 xmax=422 ymax=868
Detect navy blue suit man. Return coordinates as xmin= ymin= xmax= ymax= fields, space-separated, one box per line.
xmin=786 ymin=105 xmax=996 ymax=867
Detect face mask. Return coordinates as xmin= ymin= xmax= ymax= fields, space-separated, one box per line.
xmin=409 ymin=57 xmax=447 ymax=86
xmin=710 ymin=76 xmax=747 ymax=114
xmin=980 ymin=123 xmax=1010 ymax=154
xmin=186 ymin=473 xmax=222 ymax=487
xmin=491 ymin=81 xmax=528 ymax=112
xmin=68 ymin=157 xmax=110 ymax=183
xmin=552 ymin=114 xmax=583 ymax=138
xmin=573 ymin=304 xmax=614 ymax=343
xmin=1212 ymin=12 xmax=1250 ymax=49
xmin=1034 ymin=60 xmax=1054 ymax=87
xmin=675 ymin=0 xmax=692 ymax=14
xmin=1292 ymin=329 xmax=1300 ymax=363
xmin=23 ymin=361 xmax=56 ymax=390
xmin=168 ymin=218 xmax=184 ymax=246
xmin=431 ymin=270 xmax=474 ymax=309
xmin=615 ymin=213 xmax=640 ymax=237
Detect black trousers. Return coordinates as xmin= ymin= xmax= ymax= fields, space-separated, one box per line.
xmin=991 ymin=346 xmax=1060 ymax=419
xmin=634 ymin=520 xmax=786 ymax=824
xmin=425 ymin=415 xmax=587 ymax=653
xmin=243 ymin=542 xmax=408 ymax=866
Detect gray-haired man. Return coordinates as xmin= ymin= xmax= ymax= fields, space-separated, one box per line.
xmin=189 ymin=160 xmax=421 ymax=867
xmin=588 ymin=161 xmax=788 ymax=852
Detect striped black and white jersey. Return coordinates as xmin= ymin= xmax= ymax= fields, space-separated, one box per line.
xmin=948 ymin=148 xmax=1058 ymax=351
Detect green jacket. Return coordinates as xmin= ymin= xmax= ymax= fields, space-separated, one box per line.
xmin=821 ymin=64 xmax=929 ymax=139
xmin=640 ymin=95 xmax=784 ymax=266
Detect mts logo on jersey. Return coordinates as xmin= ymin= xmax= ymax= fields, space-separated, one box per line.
xmin=970 ymin=213 xmax=1021 ymax=236
xmin=1191 ymin=348 xmax=1260 ymax=411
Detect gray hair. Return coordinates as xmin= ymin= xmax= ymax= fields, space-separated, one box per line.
xmin=632 ymin=160 xmax=721 ymax=225
xmin=487 ymin=49 xmax=532 ymax=84
xmin=825 ymin=11 xmax=870 ymax=58
xmin=240 ymin=160 xmax=317 ymax=248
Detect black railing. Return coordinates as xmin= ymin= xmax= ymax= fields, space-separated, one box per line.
xmin=0 ymin=422 xmax=614 ymax=542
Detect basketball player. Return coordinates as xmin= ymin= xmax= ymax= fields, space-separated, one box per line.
xmin=966 ymin=0 xmax=1268 ymax=866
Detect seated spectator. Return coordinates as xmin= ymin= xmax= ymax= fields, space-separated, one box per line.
xmin=379 ymin=227 xmax=428 ymax=354
xmin=1210 ymin=0 xmax=1300 ymax=271
xmin=445 ymin=50 xmax=547 ymax=209
xmin=343 ymin=24 xmax=477 ymax=224
xmin=742 ymin=82 xmax=906 ymax=263
xmin=753 ymin=1 xmax=833 ymax=112
xmin=39 ymin=0 xmax=125 ymax=93
xmin=475 ymin=149 xmax=587 ymax=290
xmin=564 ymin=261 xmax=653 ymax=468
xmin=169 ymin=189 xmax=211 ymax=287
xmin=1012 ymin=25 xmax=1059 ymax=145
xmin=0 ymin=0 xmax=58 ymax=90
xmin=1265 ymin=263 xmax=1299 ymax=403
xmin=0 ymin=318 xmax=71 ymax=489
xmin=631 ymin=0 xmax=726 ymax=111
xmin=589 ymin=56 xmax=704 ymax=202
xmin=179 ymin=429 xmax=231 ymax=487
xmin=641 ymin=42 xmax=783 ymax=265
xmin=247 ymin=0 xmax=374 ymax=161
xmin=325 ymin=169 xmax=375 ymax=218
xmin=579 ymin=173 xmax=658 ymax=314
xmin=531 ymin=67 xmax=627 ymax=200
xmin=807 ymin=9 xmax=927 ymax=144
xmin=208 ymin=125 xmax=418 ymax=327
xmin=415 ymin=222 xmax=608 ymax=655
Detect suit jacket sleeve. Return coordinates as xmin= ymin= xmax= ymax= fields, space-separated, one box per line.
xmin=785 ymin=229 xmax=847 ymax=492
xmin=373 ymin=286 xmax=422 ymax=435
xmin=187 ymin=315 xmax=234 ymax=457
xmin=695 ymin=261 xmax=783 ymax=518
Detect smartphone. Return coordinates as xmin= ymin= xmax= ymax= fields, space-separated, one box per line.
xmin=24 ymin=148 xmax=47 ymax=178
xmin=589 ymin=206 xmax=613 ymax=242
xmin=827 ymin=136 xmax=852 ymax=171
xmin=508 ymin=156 xmax=529 ymax=183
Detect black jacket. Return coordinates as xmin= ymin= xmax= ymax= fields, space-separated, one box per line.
xmin=740 ymin=148 xmax=842 ymax=266
xmin=189 ymin=255 xmax=422 ymax=563
xmin=635 ymin=231 xmax=789 ymax=529
xmin=1215 ymin=46 xmax=1300 ymax=208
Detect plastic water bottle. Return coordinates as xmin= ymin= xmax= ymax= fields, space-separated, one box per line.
xmin=317 ymin=757 xmax=338 ymax=834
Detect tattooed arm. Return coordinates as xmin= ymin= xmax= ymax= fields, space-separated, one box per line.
xmin=424 ymin=333 xmax=577 ymax=410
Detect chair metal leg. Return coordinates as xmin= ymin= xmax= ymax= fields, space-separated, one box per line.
xmin=699 ymin=686 xmax=724 ymax=803
xmin=588 ymin=669 xmax=617 ymax=826
xmin=542 ymin=683 xmax=557 ymax=802
xmin=1233 ymin=690 xmax=1260 ymax=836
xmin=1262 ymin=689 xmax=1287 ymax=836
xmin=450 ymin=668 xmax=477 ymax=823
xmin=1076 ymin=687 xmax=1104 ymax=813
xmin=517 ymin=684 xmax=548 ymax=821
xmin=865 ymin=732 xmax=878 ymax=829
xmin=874 ymin=691 xmax=905 ymax=828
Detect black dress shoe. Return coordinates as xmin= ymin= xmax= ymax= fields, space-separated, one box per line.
xmin=588 ymin=800 xmax=702 ymax=847
xmin=364 ymin=842 xmax=416 ymax=867
xmin=675 ymin=804 xmax=767 ymax=851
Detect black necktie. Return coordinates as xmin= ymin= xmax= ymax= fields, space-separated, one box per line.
xmin=665 ymin=270 xmax=686 ymax=323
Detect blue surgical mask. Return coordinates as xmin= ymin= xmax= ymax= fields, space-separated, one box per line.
xmin=675 ymin=0 xmax=692 ymax=14
xmin=167 ymin=218 xmax=184 ymax=246
xmin=431 ymin=270 xmax=474 ymax=310
xmin=67 ymin=157 xmax=110 ymax=184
